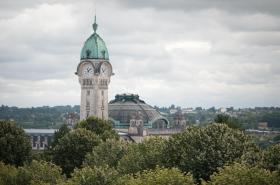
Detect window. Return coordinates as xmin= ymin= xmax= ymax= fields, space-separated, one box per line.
xmin=101 ymin=90 xmax=104 ymax=96
xmin=87 ymin=90 xmax=90 ymax=96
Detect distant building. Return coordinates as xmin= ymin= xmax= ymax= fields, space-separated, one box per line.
xmin=173 ymin=111 xmax=187 ymax=128
xmin=181 ymin=108 xmax=194 ymax=114
xmin=258 ymin=122 xmax=268 ymax=130
xmin=24 ymin=128 xmax=137 ymax=149
xmin=24 ymin=129 xmax=57 ymax=150
xmin=65 ymin=112 xmax=79 ymax=128
xmin=219 ymin=107 xmax=227 ymax=113
xmin=169 ymin=109 xmax=178 ymax=114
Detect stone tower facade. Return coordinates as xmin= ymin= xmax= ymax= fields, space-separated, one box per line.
xmin=76 ymin=16 xmax=113 ymax=120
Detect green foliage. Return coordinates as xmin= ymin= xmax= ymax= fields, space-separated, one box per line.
xmin=52 ymin=128 xmax=100 ymax=176
xmin=84 ymin=139 xmax=128 ymax=168
xmin=262 ymin=112 xmax=280 ymax=128
xmin=0 ymin=105 xmax=79 ymax=129
xmin=214 ymin=114 xmax=243 ymax=130
xmin=68 ymin=165 xmax=119 ymax=185
xmin=51 ymin=124 xmax=70 ymax=148
xmin=163 ymin=124 xmax=254 ymax=181
xmin=117 ymin=137 xmax=166 ymax=175
xmin=0 ymin=160 xmax=64 ymax=185
xmin=262 ymin=144 xmax=280 ymax=171
xmin=240 ymin=145 xmax=264 ymax=167
xmin=117 ymin=166 xmax=195 ymax=185
xmin=75 ymin=116 xmax=119 ymax=141
xmin=0 ymin=162 xmax=18 ymax=185
xmin=273 ymin=135 xmax=280 ymax=142
xmin=0 ymin=121 xmax=31 ymax=166
xmin=18 ymin=160 xmax=65 ymax=185
xmin=205 ymin=162 xmax=277 ymax=185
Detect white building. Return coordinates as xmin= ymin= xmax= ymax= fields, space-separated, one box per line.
xmin=76 ymin=16 xmax=113 ymax=120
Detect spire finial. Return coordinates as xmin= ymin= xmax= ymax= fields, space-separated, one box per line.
xmin=92 ymin=14 xmax=98 ymax=33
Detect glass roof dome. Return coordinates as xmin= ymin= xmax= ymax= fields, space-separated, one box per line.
xmin=109 ymin=94 xmax=169 ymax=129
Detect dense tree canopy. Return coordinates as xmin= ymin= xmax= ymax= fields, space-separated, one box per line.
xmin=117 ymin=137 xmax=166 ymax=175
xmin=205 ymin=162 xmax=277 ymax=185
xmin=0 ymin=160 xmax=64 ymax=185
xmin=117 ymin=166 xmax=195 ymax=185
xmin=0 ymin=162 xmax=18 ymax=185
xmin=67 ymin=165 xmax=119 ymax=185
xmin=262 ymin=144 xmax=280 ymax=172
xmin=0 ymin=121 xmax=31 ymax=166
xmin=75 ymin=116 xmax=119 ymax=141
xmin=2 ymin=114 xmax=280 ymax=184
xmin=214 ymin=114 xmax=243 ymax=130
xmin=18 ymin=160 xmax=65 ymax=185
xmin=52 ymin=128 xmax=100 ymax=176
xmin=84 ymin=139 xmax=128 ymax=168
xmin=163 ymin=124 xmax=255 ymax=181
xmin=51 ymin=124 xmax=70 ymax=148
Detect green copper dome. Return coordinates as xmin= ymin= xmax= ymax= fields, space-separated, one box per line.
xmin=80 ymin=16 xmax=109 ymax=60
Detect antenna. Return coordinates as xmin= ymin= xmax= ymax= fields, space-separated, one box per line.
xmin=94 ymin=0 xmax=97 ymax=16
xmin=92 ymin=0 xmax=98 ymax=33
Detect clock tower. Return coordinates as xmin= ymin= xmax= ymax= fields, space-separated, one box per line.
xmin=76 ymin=16 xmax=113 ymax=120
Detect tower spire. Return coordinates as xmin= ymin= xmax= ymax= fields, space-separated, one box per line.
xmin=92 ymin=14 xmax=98 ymax=33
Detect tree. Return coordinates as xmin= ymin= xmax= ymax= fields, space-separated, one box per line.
xmin=51 ymin=124 xmax=70 ymax=148
xmin=52 ymin=128 xmax=100 ymax=176
xmin=117 ymin=137 xmax=166 ymax=175
xmin=163 ymin=124 xmax=255 ymax=181
xmin=262 ymin=144 xmax=280 ymax=172
xmin=0 ymin=121 xmax=31 ymax=166
xmin=84 ymin=139 xmax=128 ymax=168
xmin=68 ymin=165 xmax=118 ymax=185
xmin=117 ymin=166 xmax=195 ymax=185
xmin=0 ymin=162 xmax=18 ymax=185
xmin=205 ymin=162 xmax=277 ymax=185
xmin=272 ymin=135 xmax=280 ymax=142
xmin=0 ymin=160 xmax=64 ymax=185
xmin=214 ymin=114 xmax=242 ymax=130
xmin=240 ymin=145 xmax=264 ymax=167
xmin=18 ymin=160 xmax=65 ymax=185
xmin=75 ymin=116 xmax=119 ymax=141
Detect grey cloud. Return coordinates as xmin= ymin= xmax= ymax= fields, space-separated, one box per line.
xmin=0 ymin=0 xmax=279 ymax=107
xmin=116 ymin=0 xmax=280 ymax=15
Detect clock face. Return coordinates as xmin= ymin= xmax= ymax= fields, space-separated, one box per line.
xmin=83 ymin=64 xmax=94 ymax=77
xmin=100 ymin=64 xmax=110 ymax=76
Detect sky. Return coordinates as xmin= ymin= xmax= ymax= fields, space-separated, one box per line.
xmin=0 ymin=0 xmax=280 ymax=108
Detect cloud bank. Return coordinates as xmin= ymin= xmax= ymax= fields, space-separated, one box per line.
xmin=0 ymin=0 xmax=279 ymax=108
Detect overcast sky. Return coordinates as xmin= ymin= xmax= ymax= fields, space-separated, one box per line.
xmin=0 ymin=0 xmax=280 ymax=108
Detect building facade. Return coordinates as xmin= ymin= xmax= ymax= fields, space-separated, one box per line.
xmin=76 ymin=16 xmax=113 ymax=120
xmin=24 ymin=129 xmax=56 ymax=150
